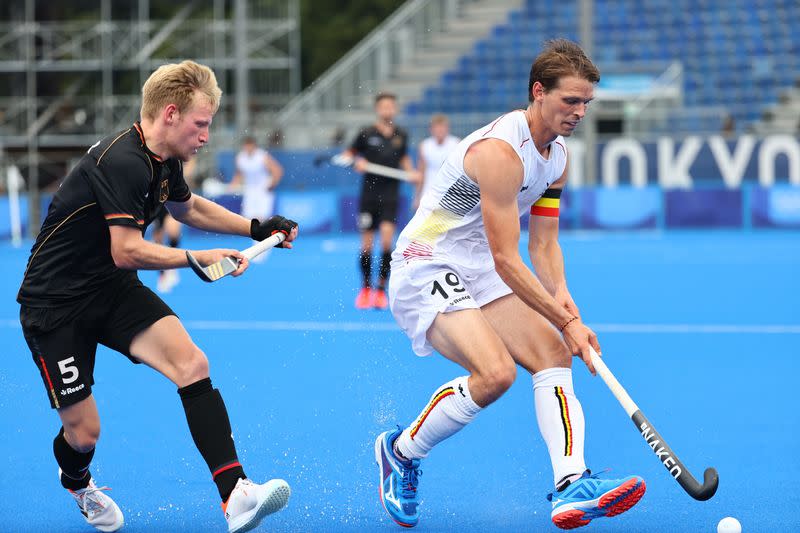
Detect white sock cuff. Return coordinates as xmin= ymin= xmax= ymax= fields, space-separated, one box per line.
xmin=532 ymin=367 xmax=573 ymax=393
xmin=447 ymin=376 xmax=481 ymax=419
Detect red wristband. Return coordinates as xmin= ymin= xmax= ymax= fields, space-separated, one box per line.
xmin=559 ymin=316 xmax=578 ymax=332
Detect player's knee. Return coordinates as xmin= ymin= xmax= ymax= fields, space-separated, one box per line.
xmin=536 ymin=328 xmax=572 ymax=368
xmin=66 ymin=423 xmax=100 ymax=452
xmin=478 ymin=358 xmax=517 ymax=398
xmin=175 ymin=346 xmax=209 ymax=386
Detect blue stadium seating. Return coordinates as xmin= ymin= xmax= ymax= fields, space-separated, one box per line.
xmin=406 ymin=0 xmax=798 ymax=136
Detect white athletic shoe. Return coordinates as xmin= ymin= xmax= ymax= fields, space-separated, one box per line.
xmin=157 ymin=269 xmax=180 ymax=293
xmin=61 ymin=470 xmax=124 ymax=532
xmin=223 ymin=478 xmax=291 ymax=533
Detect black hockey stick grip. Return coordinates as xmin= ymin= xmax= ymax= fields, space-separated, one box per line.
xmin=631 ymin=410 xmax=719 ymax=501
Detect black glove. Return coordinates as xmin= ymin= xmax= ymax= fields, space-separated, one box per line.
xmin=250 ymin=215 xmax=297 ymax=246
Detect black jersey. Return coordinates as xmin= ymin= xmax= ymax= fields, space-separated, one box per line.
xmin=350 ymin=125 xmax=409 ymax=194
xmin=17 ymin=123 xmax=191 ymax=307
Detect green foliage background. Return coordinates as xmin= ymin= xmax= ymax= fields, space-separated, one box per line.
xmin=300 ymin=0 xmax=405 ymax=87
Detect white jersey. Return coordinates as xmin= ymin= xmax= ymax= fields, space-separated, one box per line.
xmin=419 ymin=134 xmax=460 ymax=199
xmin=393 ymin=111 xmax=567 ymax=270
xmin=235 ymin=148 xmax=273 ymax=191
xmin=235 ymin=148 xmax=275 ymax=220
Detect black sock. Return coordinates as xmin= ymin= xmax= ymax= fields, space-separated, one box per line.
xmin=377 ymin=251 xmax=392 ymax=290
xmin=169 ymin=236 xmax=180 ymax=248
xmin=179 ymin=378 xmax=246 ymax=501
xmin=359 ymin=250 xmax=372 ymax=288
xmin=53 ymin=427 xmax=93 ymax=490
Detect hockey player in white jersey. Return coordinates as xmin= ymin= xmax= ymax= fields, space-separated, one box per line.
xmin=374 ymin=39 xmax=645 ymax=530
xmin=415 ymin=114 xmax=460 ymax=208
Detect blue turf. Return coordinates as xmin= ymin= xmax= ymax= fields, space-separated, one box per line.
xmin=1 ymin=230 xmax=798 ymax=532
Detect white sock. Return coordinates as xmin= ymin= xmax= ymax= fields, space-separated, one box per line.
xmin=533 ymin=367 xmax=587 ymax=488
xmin=395 ymin=376 xmax=481 ymax=460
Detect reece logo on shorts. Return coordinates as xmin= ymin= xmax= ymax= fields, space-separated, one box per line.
xmin=61 ymin=383 xmax=86 ymax=396
xmin=448 ymin=294 xmax=471 ymax=306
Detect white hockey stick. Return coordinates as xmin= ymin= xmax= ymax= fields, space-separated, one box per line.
xmin=315 ymin=154 xmax=413 ymax=182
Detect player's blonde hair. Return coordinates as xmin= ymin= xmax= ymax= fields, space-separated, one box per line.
xmin=140 ymin=60 xmax=222 ymax=120
xmin=528 ymin=39 xmax=600 ymax=101
xmin=430 ymin=113 xmax=449 ymax=126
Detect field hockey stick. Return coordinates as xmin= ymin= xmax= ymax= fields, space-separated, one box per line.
xmin=185 ymin=232 xmax=286 ymax=282
xmin=313 ymin=153 xmax=413 ymax=182
xmin=588 ymin=346 xmax=719 ymax=501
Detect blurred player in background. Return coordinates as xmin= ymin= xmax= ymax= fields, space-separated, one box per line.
xmin=152 ymin=206 xmax=182 ymax=292
xmin=374 ymin=39 xmax=645 ymax=530
xmin=341 ymin=92 xmax=418 ymax=310
xmin=414 ymin=114 xmax=460 ymax=208
xmin=152 ymin=158 xmax=198 ymax=293
xmin=17 ymin=60 xmax=298 ymax=533
xmin=231 ymin=136 xmax=284 ymax=262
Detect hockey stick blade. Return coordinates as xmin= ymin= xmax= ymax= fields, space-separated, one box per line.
xmin=632 ymin=410 xmax=719 ymax=501
xmin=186 ymin=251 xmax=238 ymax=282
xmin=186 ymin=232 xmax=286 ymax=283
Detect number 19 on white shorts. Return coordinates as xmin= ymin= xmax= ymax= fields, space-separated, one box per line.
xmin=389 ymin=262 xmax=511 ymax=356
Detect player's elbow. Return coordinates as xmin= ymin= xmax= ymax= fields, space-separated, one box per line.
xmin=110 ymin=245 xmax=137 ymax=270
xmin=492 ymin=252 xmax=516 ymax=279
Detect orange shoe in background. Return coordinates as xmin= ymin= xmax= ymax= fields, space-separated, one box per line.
xmin=355 ymin=287 xmax=373 ymax=309
xmin=372 ymin=288 xmax=388 ymax=310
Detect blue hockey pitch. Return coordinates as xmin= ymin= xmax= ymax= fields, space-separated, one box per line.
xmin=1 ymin=230 xmax=798 ymax=532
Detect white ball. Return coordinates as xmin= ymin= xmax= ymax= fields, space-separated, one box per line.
xmin=717 ymin=517 xmax=741 ymax=533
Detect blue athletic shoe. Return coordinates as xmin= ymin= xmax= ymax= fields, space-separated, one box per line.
xmin=374 ymin=428 xmax=421 ymax=528
xmin=548 ymin=470 xmax=645 ymax=529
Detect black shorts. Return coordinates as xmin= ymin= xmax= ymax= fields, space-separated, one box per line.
xmin=20 ymin=274 xmax=176 ymax=409
xmin=358 ymin=189 xmax=399 ymax=231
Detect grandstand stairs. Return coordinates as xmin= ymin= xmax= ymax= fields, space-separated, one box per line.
xmin=276 ymin=0 xmax=521 ymax=148
xmin=389 ymin=1 xmax=521 ymax=104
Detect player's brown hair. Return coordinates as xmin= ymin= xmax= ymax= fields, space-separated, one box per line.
xmin=140 ymin=60 xmax=222 ymax=120
xmin=528 ymin=39 xmax=600 ymax=101
xmin=374 ymin=91 xmax=397 ymax=105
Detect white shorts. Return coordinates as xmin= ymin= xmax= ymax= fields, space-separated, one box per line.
xmin=389 ymin=260 xmax=513 ymax=356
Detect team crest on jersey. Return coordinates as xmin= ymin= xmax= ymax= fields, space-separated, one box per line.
xmin=392 ymin=136 xmax=403 ymax=148
xmin=159 ymin=179 xmax=169 ymax=202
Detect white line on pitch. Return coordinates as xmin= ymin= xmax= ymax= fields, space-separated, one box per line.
xmin=185 ymin=320 xmax=399 ymax=331
xmin=2 ymin=320 xmax=799 ymax=334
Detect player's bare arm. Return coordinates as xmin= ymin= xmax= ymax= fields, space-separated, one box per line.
xmin=166 ymin=194 xmax=247 ymax=236
xmin=170 ymin=194 xmax=298 ymax=246
xmin=265 ymin=154 xmax=283 ymax=190
xmin=109 ymin=224 xmax=247 ymax=274
xmin=414 ymin=145 xmax=426 ymax=204
xmin=528 ymin=164 xmax=581 ymax=318
xmin=466 ymin=138 xmax=599 ymax=373
xmin=400 ymin=154 xmax=421 ymax=184
xmin=230 ymin=170 xmax=243 ymax=190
